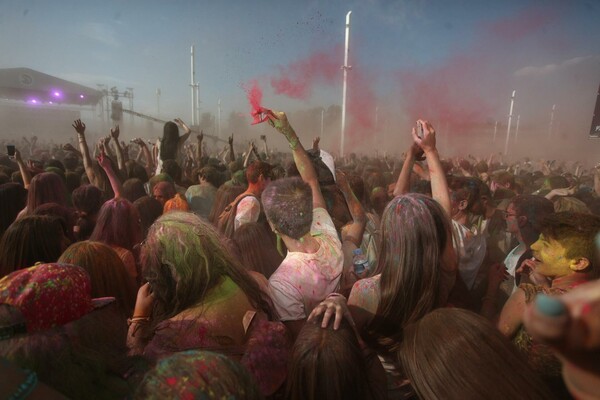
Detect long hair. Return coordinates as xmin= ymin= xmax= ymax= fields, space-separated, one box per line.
xmin=59 ymin=241 xmax=137 ymax=316
xmin=72 ymin=184 xmax=105 ymax=241
xmin=141 ymin=211 xmax=273 ymax=323
xmin=90 ymin=198 xmax=142 ymax=252
xmin=233 ymin=222 xmax=283 ymax=279
xmin=398 ymin=308 xmax=555 ymax=400
xmin=208 ymin=184 xmax=245 ymax=225
xmin=0 ymin=215 xmax=66 ymax=277
xmin=25 ymin=172 xmax=68 ymax=214
xmin=368 ymin=193 xmax=452 ymax=352
xmin=286 ymin=316 xmax=378 ymax=400
xmin=159 ymin=121 xmax=180 ymax=161
xmin=0 ymin=183 xmax=27 ymax=238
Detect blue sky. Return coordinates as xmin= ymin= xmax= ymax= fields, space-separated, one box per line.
xmin=1 ymin=0 xmax=599 ymax=155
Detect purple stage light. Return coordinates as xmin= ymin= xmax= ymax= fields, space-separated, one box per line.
xmin=29 ymin=99 xmax=38 ymax=104
xmin=79 ymin=94 xmax=85 ymax=99
xmin=52 ymin=91 xmax=62 ymax=98
xmin=49 ymin=101 xmax=53 ymax=104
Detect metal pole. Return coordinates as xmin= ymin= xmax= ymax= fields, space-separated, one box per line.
xmin=340 ymin=11 xmax=352 ymax=157
xmin=320 ymin=108 xmax=324 ymax=137
xmin=548 ymin=104 xmax=556 ymax=137
xmin=515 ymin=115 xmax=520 ymax=142
xmin=504 ymin=90 xmax=516 ymax=156
xmin=493 ymin=120 xmax=498 ymax=143
xmin=375 ymin=106 xmax=379 ymax=131
xmin=156 ymin=89 xmax=161 ymax=118
xmin=218 ymin=98 xmax=222 ymax=138
xmin=190 ymin=45 xmax=196 ymax=126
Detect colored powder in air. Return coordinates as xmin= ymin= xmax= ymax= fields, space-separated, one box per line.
xmin=243 ymin=80 xmax=264 ymax=124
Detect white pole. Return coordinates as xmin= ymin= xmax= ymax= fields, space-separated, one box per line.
xmin=218 ymin=98 xmax=222 ymax=138
xmin=504 ymin=90 xmax=516 ymax=156
xmin=375 ymin=106 xmax=379 ymax=131
xmin=548 ymin=104 xmax=556 ymax=137
xmin=515 ymin=114 xmax=520 ymax=142
xmin=156 ymin=88 xmax=161 ymax=118
xmin=320 ymin=108 xmax=324 ymax=138
xmin=190 ymin=45 xmax=196 ymax=126
xmin=340 ymin=10 xmax=352 ymax=157
xmin=493 ymin=120 xmax=498 ymax=143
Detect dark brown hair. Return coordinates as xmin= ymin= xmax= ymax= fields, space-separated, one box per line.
xmin=233 ymin=222 xmax=282 ymax=279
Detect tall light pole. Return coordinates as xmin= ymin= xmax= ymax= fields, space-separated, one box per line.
xmin=548 ymin=104 xmax=556 ymax=137
xmin=340 ymin=11 xmax=352 ymax=157
xmin=320 ymin=108 xmax=325 ymax=138
xmin=515 ymin=114 xmax=521 ymax=142
xmin=217 ymin=98 xmax=222 ymax=138
xmin=493 ymin=120 xmax=498 ymax=143
xmin=504 ymin=90 xmax=516 ymax=156
xmin=156 ymin=88 xmax=161 ymax=118
xmin=190 ymin=45 xmax=197 ymax=126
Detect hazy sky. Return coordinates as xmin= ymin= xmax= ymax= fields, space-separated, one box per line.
xmin=1 ymin=0 xmax=599 ymax=156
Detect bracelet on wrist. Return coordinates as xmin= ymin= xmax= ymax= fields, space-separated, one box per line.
xmin=127 ymin=316 xmax=151 ymax=326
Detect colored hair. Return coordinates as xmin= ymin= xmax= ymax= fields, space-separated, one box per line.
xmin=261 ymin=177 xmax=312 ymax=239
xmin=90 ymin=198 xmax=142 ymax=252
xmin=398 ymin=308 xmax=554 ymax=400
xmin=286 ymin=316 xmax=377 ymax=400
xmin=0 ymin=215 xmax=66 ymax=277
xmin=141 ymin=211 xmax=273 ymax=322
xmin=540 ymin=212 xmax=600 ymax=278
xmin=59 ymin=241 xmax=136 ymax=315
xmin=233 ymin=222 xmax=282 ymax=279
xmin=135 ymin=350 xmax=261 ymax=400
xmin=369 ymin=193 xmax=452 ymax=352
xmin=25 ymin=172 xmax=68 ymax=214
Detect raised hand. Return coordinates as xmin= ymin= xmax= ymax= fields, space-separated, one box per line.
xmin=96 ymin=150 xmax=111 ymax=170
xmin=312 ymin=136 xmax=320 ymax=151
xmin=174 ymin=118 xmax=191 ymax=133
xmin=228 ymin=134 xmax=234 ymax=146
xmin=307 ymin=294 xmax=352 ymax=331
xmin=411 ymin=119 xmax=437 ymax=154
xmin=72 ymin=119 xmax=86 ymax=135
xmin=110 ymin=125 xmax=120 ymax=140
xmin=197 ymin=130 xmax=204 ymax=142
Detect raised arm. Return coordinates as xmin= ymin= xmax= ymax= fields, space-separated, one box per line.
xmin=195 ymin=131 xmax=204 ymax=168
xmin=393 ymin=142 xmax=422 ymax=197
xmin=174 ymin=118 xmax=192 ymax=149
xmin=110 ymin=125 xmax=126 ymax=173
xmin=72 ymin=119 xmax=99 ymax=186
xmin=97 ymin=150 xmax=123 ymax=199
xmin=267 ymin=110 xmax=325 ymax=209
xmin=132 ymin=138 xmax=154 ymax=177
xmin=227 ymin=134 xmax=235 ymax=163
xmin=14 ymin=149 xmax=32 ymax=189
xmin=337 ymin=170 xmax=367 ymax=247
xmin=261 ymin=134 xmax=270 ymax=160
xmin=243 ymin=141 xmax=255 ymax=168
xmin=412 ymin=120 xmax=451 ymax=216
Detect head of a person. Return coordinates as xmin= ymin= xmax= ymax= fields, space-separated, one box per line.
xmin=133 ymin=196 xmax=163 ymax=238
xmin=449 ymin=176 xmax=484 ymax=217
xmin=26 ymin=172 xmax=68 ymax=214
xmin=125 ymin=159 xmax=149 ymax=182
xmin=58 ymin=241 xmax=136 ymax=315
xmin=90 ymin=198 xmax=142 ymax=251
xmin=141 ymin=211 xmax=272 ymax=322
xmin=163 ymin=193 xmax=190 ymax=214
xmin=531 ymin=212 xmax=600 ymax=279
xmin=0 ymin=263 xmax=129 ymax=399
xmin=398 ymin=308 xmax=553 ymax=400
xmin=286 ymin=315 xmax=378 ymax=400
xmin=246 ymin=160 xmax=272 ymax=192
xmin=262 ymin=177 xmax=313 ymax=240
xmin=491 ymin=171 xmax=515 ymax=193
xmin=0 ymin=182 xmax=27 ymax=237
xmin=505 ymin=195 xmax=554 ymax=236
xmin=197 ymin=166 xmax=220 ymax=187
xmin=370 ymin=193 xmax=457 ymax=352
xmin=123 ymin=178 xmax=147 ymax=203
xmin=33 ymin=202 xmax=76 ymax=244
xmin=370 ymin=186 xmax=389 ymax=217
xmin=135 ymin=350 xmax=261 ymax=400
xmin=233 ymin=222 xmax=283 ymax=279
xmin=152 ymin=181 xmax=176 ymax=206
xmin=0 ymin=215 xmax=69 ymax=277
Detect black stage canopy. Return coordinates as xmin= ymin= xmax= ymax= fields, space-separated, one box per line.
xmin=0 ymin=68 xmax=102 ymax=106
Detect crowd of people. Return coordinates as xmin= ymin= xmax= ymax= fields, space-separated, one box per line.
xmin=0 ymin=110 xmax=600 ymax=399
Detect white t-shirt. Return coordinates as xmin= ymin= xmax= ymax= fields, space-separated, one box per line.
xmin=268 ymin=208 xmax=343 ymax=321
xmin=234 ymin=196 xmax=261 ymax=230
xmin=452 ymin=220 xmax=487 ymax=290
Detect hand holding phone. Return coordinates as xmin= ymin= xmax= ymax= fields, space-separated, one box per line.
xmin=6 ymin=144 xmax=15 ymax=157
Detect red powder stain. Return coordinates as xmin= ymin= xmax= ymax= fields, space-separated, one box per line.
xmin=166 ymin=377 xmax=177 ymax=386
xmin=270 ymin=46 xmax=341 ymax=100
